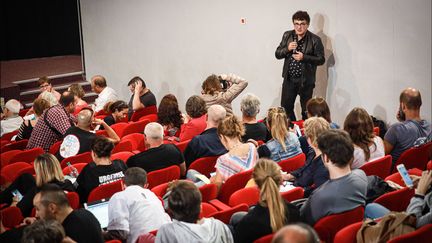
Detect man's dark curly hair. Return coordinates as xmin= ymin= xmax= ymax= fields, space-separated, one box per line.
xmin=292 ymin=10 xmax=310 ymax=24
xmin=157 ymin=94 xmax=183 ymax=129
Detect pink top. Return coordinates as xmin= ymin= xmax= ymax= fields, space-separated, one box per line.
xmin=73 ymin=101 xmax=89 ymax=116
xmin=216 ymin=143 xmax=258 ymax=182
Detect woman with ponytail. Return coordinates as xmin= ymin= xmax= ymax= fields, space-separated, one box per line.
xmin=258 ymin=107 xmax=302 ymax=162
xmin=233 ymin=159 xmax=300 ymax=243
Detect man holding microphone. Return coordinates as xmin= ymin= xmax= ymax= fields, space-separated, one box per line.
xmin=275 ymin=11 xmax=325 ymax=121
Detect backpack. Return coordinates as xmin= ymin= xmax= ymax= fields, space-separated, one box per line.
xmin=356 ymin=212 xmax=416 ymax=243
xmin=366 ymin=175 xmax=395 ymax=204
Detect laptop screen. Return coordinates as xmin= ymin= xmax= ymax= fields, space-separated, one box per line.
xmin=84 ymin=199 xmax=109 ymax=229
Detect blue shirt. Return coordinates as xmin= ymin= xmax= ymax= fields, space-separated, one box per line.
xmin=184 ymin=128 xmax=228 ymax=167
xmin=259 ymin=132 xmax=302 ymax=162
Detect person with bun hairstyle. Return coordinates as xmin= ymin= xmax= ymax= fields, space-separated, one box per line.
xmin=188 ymin=115 xmax=258 ymax=189
xmin=102 ymin=100 xmax=129 ymax=127
xmin=76 ymin=136 xmax=127 ymax=203
xmin=258 ymin=107 xmax=302 ymax=162
xmin=344 ymin=107 xmax=384 ymax=169
xmin=157 ymin=94 xmax=183 ymax=137
xmin=232 ymin=159 xmax=300 ymax=243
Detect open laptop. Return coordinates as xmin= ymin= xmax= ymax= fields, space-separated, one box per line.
xmin=84 ymin=198 xmax=110 ymax=229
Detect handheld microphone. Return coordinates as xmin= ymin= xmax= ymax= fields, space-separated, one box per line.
xmin=293 ymin=34 xmax=298 ymax=53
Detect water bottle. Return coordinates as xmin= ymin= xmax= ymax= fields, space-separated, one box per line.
xmin=67 ymin=162 xmax=79 ymax=178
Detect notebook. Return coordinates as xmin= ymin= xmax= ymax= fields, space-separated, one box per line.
xmin=84 ymin=199 xmax=110 ymax=229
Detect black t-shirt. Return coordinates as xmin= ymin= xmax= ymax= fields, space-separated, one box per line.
xmin=59 ymin=126 xmax=97 ymax=160
xmin=76 ymin=160 xmax=127 ymax=203
xmin=234 ymin=201 xmax=301 ymax=243
xmin=0 ymin=225 xmax=26 ymax=243
xmin=242 ymin=123 xmax=268 ymax=142
xmin=128 ymin=90 xmax=157 ymax=118
xmin=62 ymin=209 xmax=104 ymax=243
xmin=126 ymin=144 xmax=184 ymax=173
xmin=103 ymin=115 xmax=115 ymax=127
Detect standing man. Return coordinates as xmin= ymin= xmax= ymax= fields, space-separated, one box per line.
xmin=276 ymin=11 xmax=325 ymax=121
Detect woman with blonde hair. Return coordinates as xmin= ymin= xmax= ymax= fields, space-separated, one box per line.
xmin=344 ymin=107 xmax=384 ymax=168
xmin=258 ymin=107 xmax=302 ymax=162
xmin=187 ymin=115 xmax=258 ymax=189
xmin=0 ymin=153 xmax=74 ymax=216
xmin=233 ymin=159 xmax=300 ymax=243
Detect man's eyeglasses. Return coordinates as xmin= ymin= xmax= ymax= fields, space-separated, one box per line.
xmin=39 ymin=84 xmax=50 ymax=89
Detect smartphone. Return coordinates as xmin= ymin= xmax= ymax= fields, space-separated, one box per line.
xmin=12 ymin=189 xmax=24 ymax=202
xmin=396 ymin=164 xmax=413 ymax=188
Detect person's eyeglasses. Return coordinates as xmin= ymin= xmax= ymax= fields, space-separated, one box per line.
xmin=294 ymin=22 xmax=308 ymax=27
xmin=39 ymin=84 xmax=50 ymax=89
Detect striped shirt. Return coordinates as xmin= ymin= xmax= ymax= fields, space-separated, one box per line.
xmin=215 ymin=143 xmax=258 ymax=182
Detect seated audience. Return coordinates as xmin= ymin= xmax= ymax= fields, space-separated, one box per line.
xmin=272 ymin=223 xmax=320 ymax=243
xmin=32 ymin=184 xmax=104 ymax=242
xmin=179 ymin=95 xmax=207 ymax=141
xmin=68 ymin=83 xmax=88 ymax=116
xmin=104 ymin=167 xmax=171 ymax=243
xmin=188 ymin=115 xmax=258 ymax=188
xmin=344 ymin=107 xmax=384 ymax=169
xmin=76 ymin=136 xmax=127 ymax=203
xmin=103 ymin=100 xmax=129 ymax=126
xmin=306 ymin=97 xmax=339 ymax=129
xmin=157 ymin=94 xmax=183 ymax=137
xmin=232 ymin=159 xmax=300 ymax=243
xmin=37 ymin=76 xmax=61 ymax=101
xmin=59 ymin=108 xmax=120 ymax=160
xmin=0 ymin=153 xmax=74 ymax=217
xmin=40 ymin=90 xmax=59 ymax=106
xmin=300 ymin=129 xmax=368 ymax=225
xmin=1 ymin=99 xmax=23 ymax=137
xmin=283 ymin=117 xmax=330 ymax=197
xmin=27 ymin=91 xmax=76 ymax=152
xmin=91 ymin=75 xmax=119 ymax=112
xmin=127 ymin=76 xmax=157 ymax=119
xmin=200 ymin=73 xmax=248 ymax=115
xmin=240 ymin=93 xmax=268 ymax=142
xmin=156 ymin=181 xmax=233 ymax=243
xmin=258 ymin=107 xmax=302 ymax=162
xmin=365 ymin=170 xmax=431 ymax=228
xmin=22 ymin=219 xmax=67 ymax=243
xmin=184 ymin=104 xmax=228 ymax=167
xmin=126 ymin=122 xmax=186 ymax=176
xmin=16 ymin=98 xmax=50 ymax=141
xmin=384 ymin=87 xmax=431 ymax=168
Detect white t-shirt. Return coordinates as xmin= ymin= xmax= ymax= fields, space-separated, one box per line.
xmin=107 ymin=185 xmax=171 ymax=243
xmin=93 ymin=87 xmax=118 ymax=112
xmin=0 ymin=116 xmax=23 ymax=137
xmin=351 ymin=136 xmax=385 ymax=169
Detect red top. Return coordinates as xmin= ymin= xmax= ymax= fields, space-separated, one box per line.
xmin=179 ymin=114 xmax=207 ymax=141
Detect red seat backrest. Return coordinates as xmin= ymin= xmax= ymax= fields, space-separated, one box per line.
xmin=62 ymin=163 xmax=87 ymax=175
xmin=393 ymin=142 xmax=432 ymax=173
xmin=280 ymin=187 xmax=304 ymax=202
xmin=188 ymin=156 xmax=219 ymax=178
xmin=112 ymin=140 xmax=133 ymax=154
xmin=121 ymin=133 xmax=145 ymax=152
xmin=110 ymin=122 xmax=129 ymax=138
xmin=278 ymin=153 xmax=306 ymax=173
xmin=228 ymin=186 xmax=260 ymax=207
xmin=199 ymin=183 xmax=218 ymax=202
xmin=1 ymin=162 xmax=34 ymax=184
xmin=147 ymin=165 xmax=180 ymax=189
xmin=218 ymin=169 xmax=253 ymax=204
xmin=360 ymin=155 xmax=392 ymax=179
xmin=60 ymin=152 xmax=93 ymax=168
xmin=0 ymin=206 xmax=24 ymax=228
xmin=0 ymin=149 xmax=21 ymax=168
xmin=1 ymin=139 xmax=28 ymax=153
xmin=314 ymin=206 xmax=364 ymax=243
xmin=10 ymin=147 xmax=44 ymax=164
xmin=387 ymin=224 xmax=432 ymax=243
xmin=150 ymin=182 xmax=169 ymax=198
xmin=373 ymin=187 xmax=415 ymax=212
xmin=66 ymin=192 xmax=80 ymax=209
xmin=333 ymin=221 xmax=363 ymax=243
xmin=1 ymin=130 xmax=19 ymax=141
xmin=254 ymin=233 xmax=275 ymax=243
xmin=110 ymin=151 xmax=134 ymax=164
xmin=200 ymin=202 xmax=219 ymax=219
xmin=207 ymin=203 xmax=249 ymax=224
xmin=130 ymin=105 xmax=157 ymax=122
xmin=175 ymin=139 xmax=191 ymax=153
xmin=122 ymin=119 xmax=150 ymax=137
xmin=49 ymin=140 xmax=63 ymax=155
xmin=87 ymin=180 xmax=124 ymax=203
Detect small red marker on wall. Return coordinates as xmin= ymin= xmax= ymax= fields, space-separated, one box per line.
xmin=240 ymin=18 xmax=246 ymax=25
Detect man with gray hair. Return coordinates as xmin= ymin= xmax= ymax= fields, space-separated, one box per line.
xmin=127 ymin=122 xmax=186 ymax=176
xmin=240 ymin=93 xmax=268 ymax=142
xmin=184 ymin=104 xmax=228 ymax=166
xmin=104 ymin=167 xmax=171 ymax=243
xmin=1 ymin=99 xmax=23 ymax=137
xmin=59 ymin=108 xmax=119 ymax=160
xmin=272 ymin=223 xmax=320 ymax=243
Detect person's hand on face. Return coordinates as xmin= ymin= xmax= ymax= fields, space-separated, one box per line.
xmin=134 ymin=81 xmax=142 ymax=93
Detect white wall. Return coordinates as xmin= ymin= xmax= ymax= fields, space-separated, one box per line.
xmin=80 ymin=0 xmax=431 ymax=125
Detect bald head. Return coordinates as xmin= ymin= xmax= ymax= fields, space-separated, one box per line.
xmin=77 ymin=109 xmax=93 ymax=128
xmin=207 ymin=105 xmax=226 ymax=127
xmin=400 ymin=87 xmax=422 ymax=110
xmin=272 ymin=224 xmax=319 ymax=243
